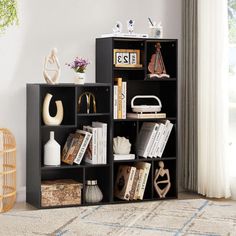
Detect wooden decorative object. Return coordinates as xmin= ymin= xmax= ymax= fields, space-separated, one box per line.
xmin=78 ymin=92 xmax=97 ymax=114
xmin=113 ymin=49 xmax=142 ymax=68
xmin=0 ymin=129 xmax=16 ymax=212
xmin=153 ymin=161 xmax=171 ymax=198
xmin=41 ymin=179 xmax=83 ymax=207
xmin=148 ymin=43 xmax=170 ymax=78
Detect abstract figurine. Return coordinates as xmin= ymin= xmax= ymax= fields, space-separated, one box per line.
xmin=153 ymin=161 xmax=171 ymax=198
xmin=43 ymin=48 xmax=61 ymax=84
xmin=42 ymin=93 xmax=63 ymax=126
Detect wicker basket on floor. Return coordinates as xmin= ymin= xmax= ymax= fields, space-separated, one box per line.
xmin=0 ymin=129 xmax=16 ymax=213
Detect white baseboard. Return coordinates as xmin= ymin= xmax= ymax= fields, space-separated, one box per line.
xmin=16 ymin=186 xmax=26 ymax=202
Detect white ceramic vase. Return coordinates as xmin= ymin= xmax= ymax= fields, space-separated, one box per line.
xmin=85 ymin=180 xmax=103 ymax=203
xmin=75 ymin=72 xmax=86 ymax=84
xmin=44 ymin=131 xmax=61 ymax=166
xmin=42 ymin=93 xmax=63 ymax=126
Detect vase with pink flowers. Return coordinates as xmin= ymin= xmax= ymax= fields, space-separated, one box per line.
xmin=66 ymin=57 xmax=90 ymax=84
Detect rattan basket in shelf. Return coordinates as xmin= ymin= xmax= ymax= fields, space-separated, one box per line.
xmin=0 ymin=128 xmax=16 ymax=212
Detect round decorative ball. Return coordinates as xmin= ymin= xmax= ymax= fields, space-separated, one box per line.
xmin=113 ymin=136 xmax=131 ymax=155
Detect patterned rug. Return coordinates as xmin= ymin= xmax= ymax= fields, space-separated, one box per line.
xmin=0 ymin=199 xmax=236 ymax=236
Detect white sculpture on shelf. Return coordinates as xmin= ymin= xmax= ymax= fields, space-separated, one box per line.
xmin=113 ymin=136 xmax=131 ymax=155
xmin=42 ymin=93 xmax=63 ymax=126
xmin=43 ymin=48 xmax=61 ymax=84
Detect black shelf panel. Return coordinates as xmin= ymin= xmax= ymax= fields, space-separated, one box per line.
xmin=41 ymin=163 xmax=110 ymax=170
xmin=41 ymin=125 xmax=76 ymax=129
xmin=113 ymin=158 xmax=153 ymax=163
xmin=113 ymin=66 xmax=145 ymax=71
xmin=77 ymin=113 xmax=110 ymax=117
xmin=113 ymin=196 xmax=177 ymax=204
xmin=114 ymin=117 xmax=177 ymax=122
xmin=28 ymin=83 xmax=111 ymax=87
xmin=144 ymin=78 xmax=177 ymax=82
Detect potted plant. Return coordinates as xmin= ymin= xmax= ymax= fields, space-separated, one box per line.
xmin=0 ymin=0 xmax=18 ymax=33
xmin=66 ymin=57 xmax=90 ymax=84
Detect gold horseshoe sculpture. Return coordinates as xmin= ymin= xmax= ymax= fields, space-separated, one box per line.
xmin=78 ymin=92 xmax=97 ymax=114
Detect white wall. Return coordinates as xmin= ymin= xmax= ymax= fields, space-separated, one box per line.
xmin=0 ymin=0 xmax=182 ymax=201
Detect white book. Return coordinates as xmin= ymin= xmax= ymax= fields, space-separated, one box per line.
xmin=83 ymin=126 xmax=98 ymax=164
xmin=149 ymin=123 xmax=161 ymax=157
xmin=127 ymin=113 xmax=166 ymax=119
xmin=136 ymin=122 xmax=159 ymax=158
xmin=134 ymin=162 xmax=151 ymax=200
xmin=156 ymin=120 xmax=170 ymax=157
xmin=114 ymin=154 xmax=135 ymax=160
xmin=92 ymin=122 xmax=107 ymax=164
xmin=73 ymin=130 xmax=92 ymax=165
xmin=158 ymin=122 xmax=174 ymax=157
xmin=153 ymin=123 xmax=166 ymax=158
xmin=147 ymin=123 xmax=159 ymax=157
xmin=122 ymin=82 xmax=127 ymax=119
xmin=113 ymin=85 xmax=118 ymax=119
xmin=92 ymin=125 xmax=103 ymax=164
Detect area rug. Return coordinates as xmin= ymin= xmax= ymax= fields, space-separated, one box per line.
xmin=0 ymin=199 xmax=236 ymax=236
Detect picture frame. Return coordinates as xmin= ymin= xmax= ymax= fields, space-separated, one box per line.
xmin=113 ymin=49 xmax=142 ymax=68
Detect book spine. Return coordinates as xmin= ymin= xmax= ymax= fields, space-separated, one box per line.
xmin=113 ymin=85 xmax=118 ymax=119
xmin=133 ymin=169 xmax=144 ymax=200
xmin=74 ymin=133 xmax=92 ymax=165
xmin=153 ymin=123 xmax=165 ymax=158
xmin=158 ymin=122 xmax=173 ymax=157
xmin=116 ymin=78 xmax=122 ymax=119
xmin=143 ymin=124 xmax=158 ymax=158
xmin=129 ymin=169 xmax=140 ymax=200
xmin=113 ymin=154 xmax=135 ymax=160
xmin=103 ymin=124 xmax=107 ymax=164
xmin=122 ymin=82 xmax=127 ymax=119
xmin=124 ymin=167 xmax=136 ymax=200
xmin=156 ymin=120 xmax=170 ymax=157
xmin=96 ymin=128 xmax=103 ymax=164
xmin=137 ymin=165 xmax=151 ymax=200
xmin=149 ymin=124 xmax=160 ymax=157
xmin=93 ymin=128 xmax=98 ymax=164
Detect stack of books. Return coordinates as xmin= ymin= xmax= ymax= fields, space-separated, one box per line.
xmin=61 ymin=121 xmax=107 ymax=165
xmin=113 ymin=77 xmax=127 ymax=119
xmin=114 ymin=162 xmax=151 ymax=201
xmin=136 ymin=120 xmax=173 ymax=158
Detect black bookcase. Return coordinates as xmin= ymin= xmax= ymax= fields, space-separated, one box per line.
xmin=96 ymin=37 xmax=178 ymax=202
xmin=26 ymin=83 xmax=112 ymax=208
xmin=26 ymin=37 xmax=178 ymax=209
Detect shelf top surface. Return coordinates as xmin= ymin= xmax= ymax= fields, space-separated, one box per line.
xmin=96 ymin=37 xmax=178 ymax=42
xmin=27 ymin=83 xmax=111 ymax=87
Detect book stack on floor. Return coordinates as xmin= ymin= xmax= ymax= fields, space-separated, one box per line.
xmin=137 ymin=120 xmax=173 ymax=158
xmin=62 ymin=122 xmax=107 ymax=165
xmin=113 ymin=77 xmax=126 ymax=119
xmin=114 ymin=162 xmax=151 ymax=201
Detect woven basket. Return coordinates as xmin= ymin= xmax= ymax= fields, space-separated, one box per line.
xmin=0 ymin=129 xmax=16 ymax=212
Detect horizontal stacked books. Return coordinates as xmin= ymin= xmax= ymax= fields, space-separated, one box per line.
xmin=136 ymin=120 xmax=173 ymax=158
xmin=113 ymin=77 xmax=126 ymax=119
xmin=114 ymin=162 xmax=151 ymax=201
xmin=62 ymin=122 xmax=107 ymax=165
